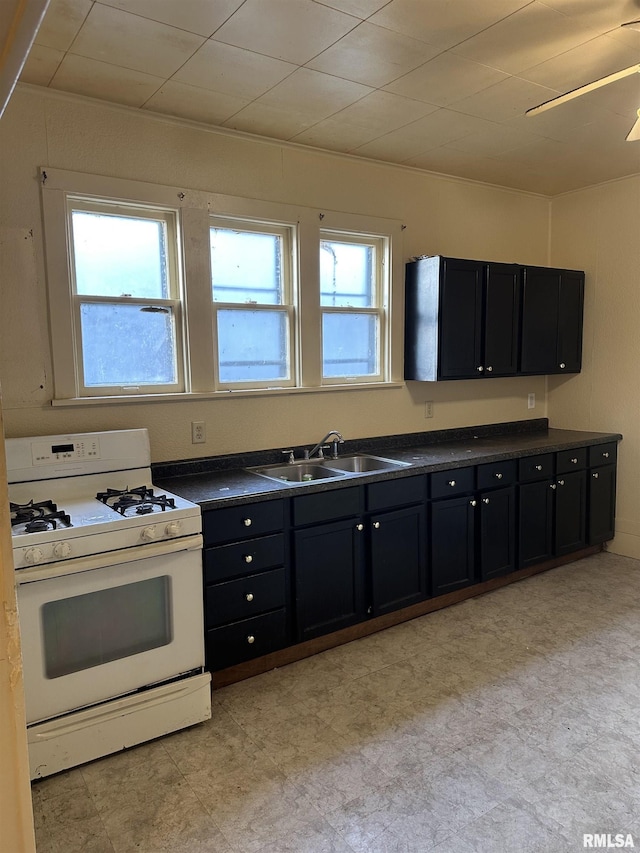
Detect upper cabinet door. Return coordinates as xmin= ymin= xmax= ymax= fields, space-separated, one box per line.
xmin=520 ymin=266 xmax=561 ymax=374
xmin=438 ymin=258 xmax=484 ymax=379
xmin=484 ymin=263 xmax=520 ymax=376
xmin=557 ymin=271 xmax=584 ymax=373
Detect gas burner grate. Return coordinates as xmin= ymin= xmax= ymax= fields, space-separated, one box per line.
xmin=10 ymin=500 xmax=72 ymax=531
xmin=96 ymin=486 xmax=176 ymax=516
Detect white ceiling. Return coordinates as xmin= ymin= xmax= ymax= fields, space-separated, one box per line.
xmin=20 ymin=0 xmax=640 ymax=195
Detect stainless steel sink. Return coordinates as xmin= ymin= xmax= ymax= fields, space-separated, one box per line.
xmin=248 ymin=463 xmax=347 ymax=483
xmin=324 ymin=454 xmax=410 ymax=473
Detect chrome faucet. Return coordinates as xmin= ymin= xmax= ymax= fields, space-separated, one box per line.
xmin=305 ymin=430 xmax=344 ymax=460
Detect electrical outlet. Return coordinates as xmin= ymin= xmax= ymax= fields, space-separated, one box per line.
xmin=191 ymin=421 xmax=206 ymax=444
xmin=528 ymin=393 xmax=535 ymax=410
xmin=425 ymin=401 xmax=434 ymax=418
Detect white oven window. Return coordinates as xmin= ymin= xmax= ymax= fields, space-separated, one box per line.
xmin=41 ymin=576 xmax=173 ymax=679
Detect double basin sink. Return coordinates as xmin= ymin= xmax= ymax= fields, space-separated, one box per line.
xmin=248 ymin=454 xmax=410 ymax=485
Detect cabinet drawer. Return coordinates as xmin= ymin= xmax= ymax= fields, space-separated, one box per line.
xmin=203 ymin=499 xmax=284 ymax=545
xmin=430 ymin=467 xmax=474 ymax=499
xmin=205 ymin=533 xmax=284 ymax=583
xmin=292 ymin=486 xmax=361 ymax=526
xmin=589 ymin=442 xmax=617 ymax=467
xmin=556 ymin=447 xmax=587 ymax=474
xmin=366 ymin=475 xmax=425 ymax=511
xmin=206 ymin=567 xmax=286 ymax=628
xmin=206 ymin=609 xmax=287 ymax=671
xmin=518 ymin=454 xmax=554 ymax=482
xmin=476 ymin=459 xmax=517 ymax=490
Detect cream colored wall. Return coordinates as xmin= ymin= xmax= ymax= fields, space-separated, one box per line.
xmin=0 ymin=86 xmax=551 ymax=462
xmin=548 ymin=175 xmax=640 ymax=559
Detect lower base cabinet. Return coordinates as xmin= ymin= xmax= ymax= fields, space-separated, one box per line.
xmin=479 ymin=485 xmax=516 ymax=580
xmin=431 ymin=496 xmax=475 ymax=596
xmin=518 ymin=480 xmax=554 ymax=568
xmin=589 ymin=464 xmax=616 ymax=544
xmin=554 ymin=470 xmax=587 ymax=555
xmin=370 ymin=504 xmax=426 ymax=616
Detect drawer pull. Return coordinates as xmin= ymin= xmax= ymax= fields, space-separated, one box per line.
xmin=571 ymin=458 xmax=578 ymax=464
xmin=482 ymin=498 xmax=489 ymax=505
xmin=247 ymin=635 xmax=255 ymax=644
xmin=245 ymin=592 xmax=254 ymax=602
xmin=356 ymin=523 xmax=364 ymax=531
xmin=593 ymin=472 xmax=599 ymax=479
xmin=495 ymin=473 xmax=503 ymax=480
xmin=470 ymin=500 xmax=477 ymax=507
xmin=448 ymin=480 xmax=456 ymax=487
xmin=603 ymin=452 xmax=610 ymax=458
xmin=244 ymin=554 xmax=253 ymax=564
xmin=243 ymin=518 xmax=252 ymax=527
xmin=373 ymin=521 xmax=380 ymax=529
xmin=535 ymin=465 xmax=543 ymax=471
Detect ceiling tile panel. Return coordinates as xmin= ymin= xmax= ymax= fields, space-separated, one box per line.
xmin=253 ymin=68 xmax=372 ymax=118
xmin=290 ymin=119 xmax=388 ymax=151
xmin=98 ymin=0 xmax=246 ymax=37
xmin=451 ymin=1 xmax=607 ymax=75
xmin=34 ymin=0 xmax=92 ymax=51
xmin=223 ymin=102 xmax=318 ymax=139
xmin=70 ymin=4 xmax=205 ymax=77
xmin=174 ymin=40 xmax=296 ymax=100
xmin=452 ymin=76 xmax=559 ymax=122
xmin=212 ymin=0 xmax=359 ymax=65
xmin=446 ymin=124 xmax=545 ymax=156
xmin=143 ymin=82 xmax=250 ymax=124
xmin=384 ymin=52 xmax=509 ymax=106
xmin=368 ymin=0 xmax=534 ymax=50
xmin=311 ymin=0 xmax=392 ymax=17
xmin=20 ymin=45 xmax=66 ymax=86
xmin=322 ymin=90 xmax=437 ymax=131
xmin=307 ymin=22 xmax=439 ymax=87
xmin=50 ymin=54 xmax=166 ymax=106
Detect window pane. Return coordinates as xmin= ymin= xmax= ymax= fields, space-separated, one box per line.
xmin=80 ymin=303 xmax=177 ymax=387
xmin=217 ymin=309 xmax=289 ymax=383
xmin=322 ymin=312 xmax=379 ymax=378
xmin=42 ymin=577 xmax=172 ymax=678
xmin=320 ymin=241 xmax=374 ymax=308
xmin=72 ymin=211 xmax=169 ymax=299
xmin=211 ymin=228 xmax=283 ymax=305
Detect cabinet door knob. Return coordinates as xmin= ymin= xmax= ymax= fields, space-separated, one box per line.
xmin=550 ymin=483 xmax=557 ymax=489
xmin=571 ymin=458 xmax=578 ymax=464
xmin=470 ymin=500 xmax=477 ymax=507
xmin=243 ymin=518 xmax=252 ymax=527
xmin=559 ymin=362 xmax=566 ymax=369
xmin=557 ymin=479 xmax=565 ymax=486
xmin=245 ymin=592 xmax=254 ymax=602
xmin=448 ymin=480 xmax=456 ymax=487
xmin=593 ymin=472 xmax=599 ymax=479
xmin=535 ymin=464 xmax=543 ymax=471
xmin=495 ymin=472 xmax=503 ymax=480
xmin=482 ymin=497 xmax=490 ymax=504
xmin=373 ymin=521 xmax=380 ymax=529
xmin=486 ymin=365 xmax=493 ymax=372
xmin=603 ymin=452 xmax=610 ymax=458
xmin=247 ymin=635 xmax=255 ymax=644
xmin=356 ymin=523 xmax=364 ymax=531
xmin=243 ymin=554 xmax=253 ymax=564
xmin=477 ymin=366 xmax=484 ymax=372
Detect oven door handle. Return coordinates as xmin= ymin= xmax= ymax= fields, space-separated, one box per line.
xmin=15 ymin=534 xmax=203 ymax=585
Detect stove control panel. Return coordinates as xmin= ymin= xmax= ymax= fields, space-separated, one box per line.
xmin=32 ymin=438 xmax=101 ymax=466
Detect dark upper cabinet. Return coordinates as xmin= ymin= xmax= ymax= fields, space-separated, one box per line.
xmin=405 ymin=256 xmax=519 ymax=381
xmin=520 ymin=266 xmax=584 ymax=375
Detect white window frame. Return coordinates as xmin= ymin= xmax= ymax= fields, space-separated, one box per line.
xmin=209 ymin=216 xmax=297 ymax=391
xmin=41 ymin=167 xmax=404 ymax=405
xmin=319 ymin=229 xmax=388 ymax=385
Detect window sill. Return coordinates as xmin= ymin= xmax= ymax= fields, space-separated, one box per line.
xmin=50 ymin=382 xmax=406 ymax=407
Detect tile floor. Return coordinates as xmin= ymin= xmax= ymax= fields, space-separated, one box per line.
xmin=31 ymin=550 xmax=640 ymax=853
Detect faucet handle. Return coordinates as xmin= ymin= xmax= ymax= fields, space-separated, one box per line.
xmin=281 ymin=449 xmax=295 ymax=464
xmin=317 ymin=444 xmax=330 ymax=460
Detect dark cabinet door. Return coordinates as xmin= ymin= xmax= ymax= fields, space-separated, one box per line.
xmin=520 ymin=267 xmax=561 ymax=374
xmin=431 ymin=496 xmax=475 ymax=596
xmin=554 ymin=471 xmax=587 ymax=556
xmin=588 ymin=465 xmax=617 ymax=544
xmin=484 ymin=263 xmax=520 ymax=376
xmin=438 ymin=258 xmax=484 ymax=379
xmin=370 ymin=505 xmax=427 ymax=617
xmin=518 ymin=480 xmax=554 ymax=568
xmin=557 ymin=271 xmax=584 ymax=373
xmin=294 ymin=518 xmax=365 ymax=642
xmin=479 ymin=486 xmax=516 ymax=580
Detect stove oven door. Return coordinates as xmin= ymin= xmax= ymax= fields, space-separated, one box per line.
xmin=16 ymin=535 xmax=204 ymax=725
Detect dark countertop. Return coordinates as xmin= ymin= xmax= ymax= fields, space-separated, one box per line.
xmin=153 ymin=419 xmax=622 ymax=511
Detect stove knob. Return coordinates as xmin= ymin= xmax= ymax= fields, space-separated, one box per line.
xmin=25 ymin=547 xmax=44 ymax=565
xmin=165 ymin=521 xmax=182 ymax=537
xmin=141 ymin=526 xmax=157 ymax=542
xmin=53 ymin=542 xmax=72 ymax=559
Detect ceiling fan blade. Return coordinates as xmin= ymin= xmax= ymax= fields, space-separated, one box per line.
xmin=626 ymin=111 xmax=640 ymax=142
xmin=620 ymin=20 xmax=640 ymax=30
xmin=526 ymin=64 xmax=640 ymax=117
